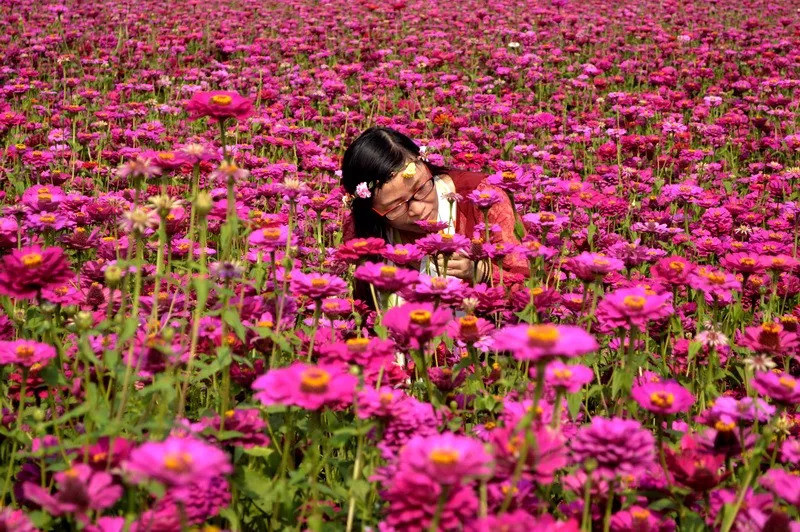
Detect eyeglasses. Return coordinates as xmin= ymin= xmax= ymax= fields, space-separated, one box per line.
xmin=372 ymin=177 xmax=435 ymax=220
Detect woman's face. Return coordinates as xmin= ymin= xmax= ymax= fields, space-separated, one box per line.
xmin=371 ymin=157 xmax=438 ymax=234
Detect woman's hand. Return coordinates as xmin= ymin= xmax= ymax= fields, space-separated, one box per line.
xmin=435 ymin=252 xmax=475 ymax=281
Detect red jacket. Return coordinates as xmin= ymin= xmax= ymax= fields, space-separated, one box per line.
xmin=342 ymin=168 xmax=529 ymax=281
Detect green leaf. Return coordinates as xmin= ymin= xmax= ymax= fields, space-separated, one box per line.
xmin=222 ymin=308 xmax=247 ymax=341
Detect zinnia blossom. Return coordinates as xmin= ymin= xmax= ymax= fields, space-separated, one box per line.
xmin=759 ymin=468 xmax=800 ymax=506
xmin=252 ymin=362 xmax=357 ymax=410
xmin=0 ymin=339 xmax=57 ymax=367
xmin=124 ymin=436 xmax=232 ymax=489
xmin=752 ymin=371 xmax=800 ymax=405
xmin=290 ymin=270 xmax=347 ymax=300
xmin=567 ymin=252 xmax=625 ymax=282
xmin=571 ymin=417 xmax=655 ymax=478
xmin=185 ymin=91 xmax=254 ymax=121
xmin=736 ymin=322 xmax=799 ymax=356
xmin=631 ymin=380 xmax=694 ymax=414
xmin=382 ymin=302 xmax=452 ymax=349
xmin=492 ymin=323 xmax=598 ymax=361
xmin=596 ymin=287 xmax=674 ymax=331
xmin=546 ymin=362 xmax=594 ymax=393
xmin=0 ymin=245 xmax=73 ymax=300
xmin=354 ymin=262 xmax=419 ymax=292
xmin=398 ymin=432 xmax=492 ymax=485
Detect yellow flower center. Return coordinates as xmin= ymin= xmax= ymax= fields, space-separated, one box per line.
xmin=164 ymin=452 xmax=193 ymax=472
xmin=707 ymin=272 xmax=726 ymax=285
xmin=429 ymin=448 xmax=459 ymax=466
xmin=262 ymin=228 xmax=281 ymax=240
xmin=526 ymin=325 xmax=560 ymax=347
xmin=669 ymin=261 xmax=684 ymax=272
xmin=300 ymin=368 xmax=331 ymax=393
xmin=392 ymin=249 xmax=409 ymax=256
xmin=459 ymin=315 xmax=478 ymax=334
xmin=21 ymin=253 xmax=43 ymax=268
xmin=40 ymin=214 xmax=56 ymax=224
xmin=353 ymin=241 xmax=367 ymax=248
xmin=346 ymin=337 xmax=370 ymax=353
xmin=379 ymin=392 xmax=394 ymax=405
xmin=740 ymin=257 xmax=755 ymax=267
xmin=553 ymin=368 xmax=573 ymax=379
xmin=539 ymin=212 xmax=556 ymax=222
xmin=311 ymin=278 xmax=329 ymax=288
xmin=632 ymin=509 xmax=651 ymax=522
xmin=380 ymin=266 xmax=397 ymax=278
xmin=210 ymin=94 xmax=233 ymax=105
xmin=529 ymin=286 xmax=544 ymax=296
xmin=409 ymin=310 xmax=432 ymax=326
xmin=650 ymin=391 xmax=674 ymax=408
xmin=593 ymin=258 xmax=609 ymax=266
xmin=715 ymin=419 xmax=736 ymax=432
xmin=257 ymin=320 xmax=273 ymax=328
xmin=502 ymin=171 xmax=516 ymax=181
xmin=157 ymin=152 xmax=175 ymax=160
xmin=431 ymin=277 xmax=448 ymax=289
xmin=623 ymin=295 xmax=646 ymax=311
xmin=15 ymin=345 xmax=35 ymax=358
xmin=779 ymin=376 xmax=796 ymax=390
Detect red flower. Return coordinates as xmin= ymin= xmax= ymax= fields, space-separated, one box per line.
xmin=0 ymin=245 xmax=73 ymax=300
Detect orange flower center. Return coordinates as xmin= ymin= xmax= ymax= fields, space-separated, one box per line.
xmin=740 ymin=257 xmax=755 ymax=267
xmin=15 ymin=345 xmax=35 ymax=358
xmin=459 ymin=315 xmax=478 ymax=334
xmin=21 ymin=253 xmax=43 ymax=268
xmin=210 ymin=94 xmax=233 ymax=105
xmin=164 ymin=452 xmax=193 ymax=472
xmin=707 ymin=272 xmax=726 ymax=285
xmin=669 ymin=261 xmax=684 ymax=272
xmin=409 ymin=310 xmax=432 ymax=326
xmin=257 ymin=320 xmax=273 ymax=328
xmin=262 ymin=228 xmax=281 ymax=240
xmin=380 ymin=266 xmax=397 ymax=278
xmin=392 ymin=249 xmax=408 ymax=256
xmin=632 ymin=509 xmax=651 ymax=522
xmin=650 ymin=391 xmax=674 ymax=408
xmin=623 ymin=295 xmax=646 ymax=310
xmin=539 ymin=212 xmax=556 ymax=222
xmin=379 ymin=392 xmax=394 ymax=405
xmin=311 ymin=278 xmax=329 ymax=288
xmin=346 ymin=337 xmax=370 ymax=353
xmin=715 ymin=419 xmax=736 ymax=432
xmin=779 ymin=376 xmax=796 ymax=390
xmin=429 ymin=448 xmax=459 ymax=466
xmin=553 ymin=368 xmax=573 ymax=379
xmin=431 ymin=277 xmax=448 ymax=289
xmin=300 ymin=368 xmax=331 ymax=393
xmin=527 ymin=325 xmax=559 ymax=347
xmin=157 ymin=152 xmax=175 ymax=160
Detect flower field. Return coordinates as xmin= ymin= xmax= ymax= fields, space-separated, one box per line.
xmin=2 ymin=0 xmax=800 ymax=530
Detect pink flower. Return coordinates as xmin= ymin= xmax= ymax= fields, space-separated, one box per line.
xmin=0 ymin=508 xmax=37 ymax=532
xmin=760 ymin=468 xmax=800 ymax=506
xmin=571 ymin=417 xmax=655 ymax=478
xmin=546 ymin=362 xmax=594 ymax=393
xmin=398 ymin=432 xmax=492 ymax=485
xmin=466 ymin=188 xmax=502 ymax=209
xmin=610 ymin=506 xmax=675 ymax=532
xmin=335 ymin=237 xmax=387 ymax=261
xmin=490 ymin=425 xmax=567 ymax=484
xmin=381 ymin=243 xmax=424 ymax=265
xmin=247 ymin=225 xmax=292 ymax=252
xmin=688 ymin=267 xmax=741 ymax=303
xmin=355 ymin=262 xmax=419 ymax=292
xmin=252 ymin=362 xmax=357 ymax=410
xmin=651 ymin=255 xmax=695 ymax=286
xmin=382 ymin=302 xmax=452 ymax=349
xmin=720 ymin=252 xmax=770 ymax=275
xmin=23 ymin=464 xmax=122 ymax=524
xmin=596 ymin=287 xmax=674 ymax=331
xmin=416 ymin=232 xmax=471 ymax=255
xmin=124 ymin=436 xmax=232 ymax=490
xmin=492 ymin=323 xmax=598 ymax=361
xmin=185 ymin=91 xmax=254 ymax=121
xmin=355 ymin=182 xmax=371 ymax=198
xmin=752 ymin=371 xmax=800 ymax=405
xmin=445 ymin=315 xmax=494 ymax=344
xmin=0 ymin=245 xmax=73 ymax=300
xmin=0 ymin=339 xmax=57 ymax=367
xmin=631 ymin=380 xmax=694 ymax=414
xmin=290 ymin=270 xmax=347 ymax=299
xmin=567 ymin=252 xmax=625 ymax=282
xmin=736 ymin=322 xmax=799 ymax=355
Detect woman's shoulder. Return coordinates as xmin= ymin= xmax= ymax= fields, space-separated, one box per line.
xmin=443 ymin=168 xmax=489 ymax=195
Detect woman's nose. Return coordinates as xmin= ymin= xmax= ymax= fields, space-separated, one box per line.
xmin=406 ymin=199 xmax=427 ymax=219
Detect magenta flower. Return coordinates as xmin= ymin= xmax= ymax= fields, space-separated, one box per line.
xmin=0 ymin=245 xmax=73 ymax=300
xmin=416 ymin=232 xmax=471 ymax=255
xmin=736 ymin=322 xmax=799 ymax=355
xmin=124 ymin=436 xmax=231 ymax=490
xmin=445 ymin=315 xmax=494 ymax=344
xmin=252 ymin=362 xmax=357 ymax=410
xmin=382 ymin=302 xmax=452 ymax=349
xmin=631 ymin=380 xmax=694 ymax=414
xmin=0 ymin=339 xmax=57 ymax=367
xmin=492 ymin=323 xmax=598 ymax=361
xmin=398 ymin=432 xmax=491 ymax=485
xmin=651 ymin=255 xmax=695 ymax=286
xmin=354 ymin=262 xmax=419 ymax=292
xmin=522 ymin=211 xmax=570 ymax=232
xmin=185 ymin=90 xmax=254 ymax=121
xmin=688 ymin=267 xmax=741 ymax=303
xmin=380 ymin=243 xmax=425 ymax=265
xmin=567 ymin=252 xmax=625 ymax=282
xmin=610 ymin=506 xmax=674 ymax=532
xmin=23 ymin=464 xmax=122 ymax=524
xmin=760 ymin=468 xmax=800 ymax=506
xmin=752 ymin=371 xmax=800 ymax=405
xmin=466 ymin=188 xmax=502 ymax=209
xmin=247 ymin=225 xmax=292 ymax=252
xmin=546 ymin=362 xmax=594 ymax=393
xmin=596 ymin=287 xmax=674 ymax=331
xmin=720 ymin=252 xmax=770 ymax=275
xmin=0 ymin=508 xmax=37 ymax=532
xmin=571 ymin=417 xmax=655 ymax=478
xmin=289 ymin=270 xmax=347 ymax=300
xmin=490 ymin=425 xmax=568 ymax=484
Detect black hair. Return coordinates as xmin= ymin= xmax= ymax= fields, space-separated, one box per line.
xmin=341 ymin=126 xmax=449 ymax=239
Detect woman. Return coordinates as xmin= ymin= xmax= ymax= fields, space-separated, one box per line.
xmin=340 ymin=126 xmax=528 ymax=292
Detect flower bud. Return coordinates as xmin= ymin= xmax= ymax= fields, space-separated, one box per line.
xmin=195 ymin=191 xmax=213 ymax=217
xmin=104 ymin=265 xmax=123 ymax=286
xmin=75 ymin=311 xmax=93 ymax=331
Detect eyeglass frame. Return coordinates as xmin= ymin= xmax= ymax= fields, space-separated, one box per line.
xmin=370 ymin=158 xmax=436 ymax=220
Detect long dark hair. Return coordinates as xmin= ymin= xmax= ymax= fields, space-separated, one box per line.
xmin=341 ymin=126 xmax=449 ymax=239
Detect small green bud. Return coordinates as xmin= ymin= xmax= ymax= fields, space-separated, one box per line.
xmin=104 ymin=265 xmax=123 ymax=286
xmin=195 ymin=191 xmax=213 ymax=217
xmin=75 ymin=311 xmax=93 ymax=331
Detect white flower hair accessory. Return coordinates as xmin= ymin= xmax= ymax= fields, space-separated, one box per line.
xmin=355 ymin=182 xmax=372 ymax=199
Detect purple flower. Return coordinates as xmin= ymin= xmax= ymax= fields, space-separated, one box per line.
xmin=760 ymin=468 xmax=800 ymax=506
xmin=571 ymin=417 xmax=656 ymax=478
xmin=546 ymin=362 xmax=595 ymax=393
xmin=354 ymin=262 xmax=419 ymax=292
xmin=596 ymin=287 xmax=674 ymax=331
xmin=252 ymin=362 xmax=357 ymax=410
xmin=0 ymin=245 xmax=73 ymax=300
xmin=290 ymin=270 xmax=347 ymax=300
xmin=382 ymin=302 xmax=452 ymax=350
xmin=398 ymin=432 xmax=492 ymax=485
xmin=752 ymin=371 xmax=800 ymax=405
